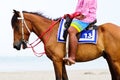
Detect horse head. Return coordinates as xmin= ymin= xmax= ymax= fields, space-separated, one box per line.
xmin=11 ymin=10 xmax=32 ymax=50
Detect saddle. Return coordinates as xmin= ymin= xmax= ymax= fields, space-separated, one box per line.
xmin=63 ymin=15 xmax=97 ymax=40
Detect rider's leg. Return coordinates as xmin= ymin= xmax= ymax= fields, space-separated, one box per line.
xmin=63 ymin=18 xmax=89 ymax=65
xmin=67 ymin=26 xmax=78 ymax=64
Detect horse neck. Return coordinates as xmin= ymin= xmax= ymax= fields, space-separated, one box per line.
xmin=24 ymin=13 xmax=57 ymax=43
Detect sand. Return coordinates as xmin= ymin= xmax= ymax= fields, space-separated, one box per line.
xmin=0 ymin=69 xmax=111 ymax=80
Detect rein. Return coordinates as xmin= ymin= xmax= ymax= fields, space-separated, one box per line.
xmin=18 ymin=11 xmax=60 ymax=57
xmin=27 ymin=20 xmax=60 ymax=57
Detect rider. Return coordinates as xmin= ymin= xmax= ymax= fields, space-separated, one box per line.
xmin=63 ymin=0 xmax=97 ymax=65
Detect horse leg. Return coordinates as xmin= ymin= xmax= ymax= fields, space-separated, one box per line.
xmin=103 ymin=52 xmax=120 ymax=80
xmin=109 ymin=61 xmax=120 ymax=80
xmin=62 ymin=62 xmax=68 ymax=80
xmin=104 ymin=55 xmax=116 ymax=80
xmin=113 ymin=61 xmax=120 ymax=80
xmin=53 ymin=61 xmax=68 ymax=80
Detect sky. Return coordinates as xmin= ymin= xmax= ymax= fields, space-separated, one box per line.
xmin=0 ymin=0 xmax=120 ymax=71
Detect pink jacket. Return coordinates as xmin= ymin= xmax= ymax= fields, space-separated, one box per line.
xmin=75 ymin=0 xmax=97 ymax=23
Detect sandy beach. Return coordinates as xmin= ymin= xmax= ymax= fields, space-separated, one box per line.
xmin=0 ymin=69 xmax=111 ymax=80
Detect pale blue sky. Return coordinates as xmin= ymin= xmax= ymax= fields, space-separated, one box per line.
xmin=0 ymin=0 xmax=120 ymax=71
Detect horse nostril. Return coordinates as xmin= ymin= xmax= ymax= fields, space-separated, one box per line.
xmin=14 ymin=45 xmax=20 ymax=50
xmin=13 ymin=42 xmax=21 ymax=50
xmin=22 ymin=41 xmax=27 ymax=49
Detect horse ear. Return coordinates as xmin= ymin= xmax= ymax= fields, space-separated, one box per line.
xmin=13 ymin=9 xmax=19 ymax=16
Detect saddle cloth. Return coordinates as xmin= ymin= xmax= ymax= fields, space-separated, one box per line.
xmin=57 ymin=18 xmax=97 ymax=44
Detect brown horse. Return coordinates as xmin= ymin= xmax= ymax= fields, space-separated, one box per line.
xmin=11 ymin=10 xmax=120 ymax=80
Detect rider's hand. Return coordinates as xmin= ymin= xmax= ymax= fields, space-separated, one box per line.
xmin=75 ymin=14 xmax=86 ymax=20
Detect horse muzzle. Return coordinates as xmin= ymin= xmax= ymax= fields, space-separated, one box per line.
xmin=13 ymin=40 xmax=27 ymax=50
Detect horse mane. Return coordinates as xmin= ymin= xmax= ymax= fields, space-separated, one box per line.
xmin=23 ymin=11 xmax=52 ymax=20
xmin=11 ymin=10 xmax=61 ymax=28
xmin=23 ymin=11 xmax=60 ymax=21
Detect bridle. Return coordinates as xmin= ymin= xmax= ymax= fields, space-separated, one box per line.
xmin=18 ymin=11 xmax=31 ymax=39
xmin=17 ymin=11 xmax=60 ymax=57
xmin=17 ymin=11 xmax=31 ymax=49
xmin=17 ymin=11 xmax=45 ymax=57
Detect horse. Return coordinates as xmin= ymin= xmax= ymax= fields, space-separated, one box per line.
xmin=11 ymin=10 xmax=120 ymax=80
